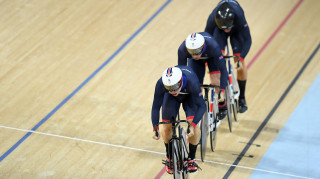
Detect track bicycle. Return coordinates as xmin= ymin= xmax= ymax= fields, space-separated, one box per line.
xmin=223 ymin=55 xmax=240 ymax=132
xmin=199 ymin=84 xmax=223 ymax=162
xmin=223 ymin=43 xmax=241 ymax=132
xmin=155 ymin=113 xmax=191 ymax=179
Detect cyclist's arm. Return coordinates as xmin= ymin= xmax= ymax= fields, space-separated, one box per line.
xmin=210 ymin=45 xmax=228 ymax=91
xmin=204 ymin=13 xmax=217 ymax=35
xmin=178 ymin=42 xmax=189 ymax=66
xmin=151 ymin=79 xmax=165 ymax=127
xmin=218 ymin=56 xmax=228 ymax=92
xmin=237 ymin=26 xmax=252 ymax=61
xmin=234 ymin=8 xmax=252 ymax=60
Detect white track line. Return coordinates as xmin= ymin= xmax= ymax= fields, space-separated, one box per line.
xmin=0 ymin=125 xmax=164 ymax=155
xmin=0 ymin=125 xmax=314 ymax=179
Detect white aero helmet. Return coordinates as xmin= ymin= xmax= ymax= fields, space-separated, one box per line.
xmin=185 ymin=33 xmax=205 ymax=55
xmin=162 ymin=67 xmax=183 ymax=92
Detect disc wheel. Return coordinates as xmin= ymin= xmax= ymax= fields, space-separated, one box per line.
xmin=200 ymin=101 xmax=209 ymax=161
xmin=210 ymin=114 xmax=218 ymax=152
xmin=226 ymin=84 xmax=232 ymax=132
xmin=232 ymin=99 xmax=238 ymax=122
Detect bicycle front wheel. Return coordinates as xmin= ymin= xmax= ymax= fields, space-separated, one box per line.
xmin=180 ymin=128 xmax=188 ymax=178
xmin=172 ymin=140 xmax=180 ymax=179
xmin=200 ymin=100 xmax=209 ymax=162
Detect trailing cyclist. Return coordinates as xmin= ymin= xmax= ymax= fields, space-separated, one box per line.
xmin=205 ymin=0 xmax=252 ymax=113
xmin=178 ymin=32 xmax=228 ymax=120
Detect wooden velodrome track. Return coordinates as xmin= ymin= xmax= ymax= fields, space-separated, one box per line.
xmin=0 ymin=0 xmax=319 ymax=178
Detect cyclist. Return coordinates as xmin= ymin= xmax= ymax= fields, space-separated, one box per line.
xmin=178 ymin=32 xmax=228 ymax=119
xmin=151 ymin=66 xmax=205 ymax=174
xmin=205 ymin=0 xmax=252 ymax=113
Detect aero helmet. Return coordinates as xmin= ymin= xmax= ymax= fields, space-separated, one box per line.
xmin=162 ymin=67 xmax=183 ymax=92
xmin=185 ymin=33 xmax=205 ymax=55
xmin=215 ymin=2 xmax=234 ymax=30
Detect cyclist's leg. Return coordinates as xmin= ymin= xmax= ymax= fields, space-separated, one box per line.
xmin=162 ymin=93 xmax=180 ymax=144
xmin=162 ymin=93 xmax=180 ymax=173
xmin=188 ymin=58 xmax=205 ymax=85
xmin=182 ymin=103 xmax=198 ymax=147
xmin=230 ymin=34 xmax=248 ymax=112
xmin=206 ymin=57 xmax=221 ymax=93
xmin=207 ymin=58 xmax=227 ymax=119
xmin=211 ymin=27 xmax=228 ymax=93
xmin=182 ymin=103 xmax=201 ymax=146
xmin=183 ymin=102 xmax=201 ymax=172
xmin=230 ymin=33 xmax=248 ymax=80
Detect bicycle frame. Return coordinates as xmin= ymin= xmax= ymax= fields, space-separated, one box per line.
xmin=200 ymin=84 xmax=220 ymax=160
xmin=225 ymin=47 xmax=240 ymax=103
xmin=202 ymin=85 xmax=220 ymax=132
xmin=157 ymin=114 xmax=190 ymax=179
xmin=224 ymin=41 xmax=240 ymax=127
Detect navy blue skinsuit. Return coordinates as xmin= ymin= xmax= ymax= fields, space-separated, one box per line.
xmin=151 ymin=66 xmax=205 ymax=128
xmin=177 ymin=32 xmax=228 ymax=91
xmin=205 ymin=0 xmax=252 ymax=61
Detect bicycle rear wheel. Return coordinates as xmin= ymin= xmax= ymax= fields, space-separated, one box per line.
xmin=232 ymin=99 xmax=238 ymax=122
xmin=200 ymin=100 xmax=209 ymax=161
xmin=226 ymin=83 xmax=233 ymax=132
xmin=231 ymin=70 xmax=239 ymax=121
xmin=172 ymin=140 xmax=180 ymax=179
xmin=210 ymin=114 xmax=218 ymax=152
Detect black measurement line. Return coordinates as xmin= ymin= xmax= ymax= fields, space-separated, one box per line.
xmin=223 ymin=43 xmax=320 ymax=178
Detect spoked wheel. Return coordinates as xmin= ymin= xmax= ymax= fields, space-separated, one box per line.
xmin=226 ymin=85 xmax=233 ymax=132
xmin=200 ymin=101 xmax=209 ymax=162
xmin=210 ymin=114 xmax=218 ymax=152
xmin=180 ymin=128 xmax=188 ymax=178
xmin=172 ymin=140 xmax=180 ymax=179
xmin=232 ymin=99 xmax=238 ymax=122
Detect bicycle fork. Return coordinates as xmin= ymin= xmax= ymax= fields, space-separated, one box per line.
xmin=227 ymin=59 xmax=240 ymax=104
xmin=209 ymin=88 xmax=218 ymax=131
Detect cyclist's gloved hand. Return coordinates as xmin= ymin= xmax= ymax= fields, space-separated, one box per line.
xmin=234 ymin=56 xmax=242 ymax=70
xmin=218 ymin=89 xmax=225 ymax=102
xmin=152 ymin=125 xmax=161 ymax=140
xmin=187 ymin=126 xmax=194 ymax=138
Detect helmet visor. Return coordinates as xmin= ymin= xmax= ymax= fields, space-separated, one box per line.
xmin=164 ymin=79 xmax=182 ymax=92
xmin=187 ymin=44 xmax=204 ymax=55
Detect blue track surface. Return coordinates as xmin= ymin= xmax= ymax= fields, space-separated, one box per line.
xmin=250 ymin=74 xmax=320 ymax=179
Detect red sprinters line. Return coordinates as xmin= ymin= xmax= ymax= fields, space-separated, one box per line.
xmin=247 ymin=0 xmax=304 ymax=69
xmin=155 ymin=167 xmax=166 ymax=179
xmin=154 ymin=0 xmax=304 ymax=178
